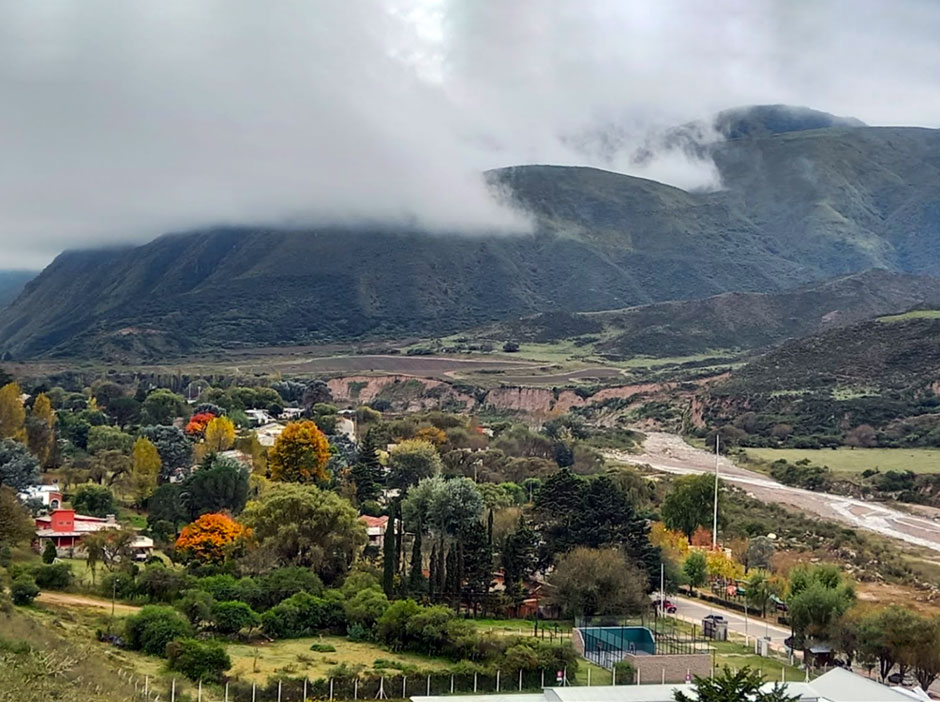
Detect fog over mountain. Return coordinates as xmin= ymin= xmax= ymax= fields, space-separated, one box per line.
xmin=3 ymin=1 xmax=940 ymax=267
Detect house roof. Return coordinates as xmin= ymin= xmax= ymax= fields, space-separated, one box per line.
xmin=359 ymin=515 xmax=389 ymax=529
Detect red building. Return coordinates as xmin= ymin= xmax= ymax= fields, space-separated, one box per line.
xmin=34 ymin=509 xmax=116 ymax=551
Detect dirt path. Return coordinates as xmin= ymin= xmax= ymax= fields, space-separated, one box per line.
xmin=36 ymin=590 xmax=141 ymax=614
xmin=605 ymin=432 xmax=940 ymax=553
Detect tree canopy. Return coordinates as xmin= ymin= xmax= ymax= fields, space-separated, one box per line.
xmin=268 ymin=420 xmax=331 ymax=484
xmin=661 ymin=473 xmax=724 ymax=540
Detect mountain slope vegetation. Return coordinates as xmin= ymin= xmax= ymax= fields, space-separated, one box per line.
xmin=6 ymin=108 xmax=940 ymax=359
xmin=478 ymin=270 xmax=940 ymax=357
xmin=0 ymin=270 xmax=36 ymax=310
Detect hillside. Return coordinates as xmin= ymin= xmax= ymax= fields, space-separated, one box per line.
xmin=7 ymin=110 xmax=940 ymax=359
xmin=724 ymin=313 xmax=940 ymax=394
xmin=476 ymin=270 xmax=940 ymax=357
xmin=0 ymin=270 xmax=36 ymax=310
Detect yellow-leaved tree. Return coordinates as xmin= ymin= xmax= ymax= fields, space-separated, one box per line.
xmin=204 ymin=416 xmax=236 ymax=453
xmin=28 ymin=392 xmax=57 ymax=468
xmin=268 ymin=420 xmax=331 ymax=483
xmin=130 ymin=436 xmax=162 ymax=506
xmin=0 ymin=382 xmax=26 ymax=442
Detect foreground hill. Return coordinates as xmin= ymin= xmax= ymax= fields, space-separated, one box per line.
xmin=6 ymin=108 xmax=940 ymax=359
xmin=478 ymin=270 xmax=940 ymax=357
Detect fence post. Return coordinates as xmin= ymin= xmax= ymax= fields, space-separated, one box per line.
xmin=662 ymin=669 xmax=665 ymax=684
xmin=612 ymin=668 xmax=616 ymax=686
xmin=252 ymin=682 xmax=256 ymax=702
xmin=198 ymin=680 xmax=202 ymax=702
xmin=402 ymin=676 xmax=406 ymax=699
xmin=354 ymin=678 xmax=359 ymax=700
xmin=587 ymin=668 xmax=591 ymax=687
xmin=145 ymin=676 xmax=149 ymax=696
xmin=426 ymin=676 xmax=430 ymax=696
xmin=519 ymin=669 xmax=523 ymax=691
xmin=225 ymin=682 xmax=229 ymax=702
xmin=473 ymin=673 xmax=477 ymax=693
xmin=171 ymin=679 xmax=176 ymax=702
xmin=450 ymin=675 xmax=454 ymax=694
xmin=330 ymin=679 xmax=334 ymax=701
xmin=541 ymin=670 xmax=544 ymax=688
xmin=496 ymin=670 xmax=500 ymax=692
xmin=303 ymin=679 xmax=307 ymax=702
xmin=637 ymin=669 xmax=641 ymax=686
xmin=278 ymin=680 xmax=282 ymax=702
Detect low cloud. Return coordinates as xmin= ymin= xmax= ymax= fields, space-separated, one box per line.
xmin=3 ymin=0 xmax=940 ymax=268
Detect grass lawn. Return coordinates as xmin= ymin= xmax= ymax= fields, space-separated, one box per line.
xmin=226 ymin=635 xmax=451 ymax=684
xmin=745 ymin=447 xmax=940 ymax=474
xmin=878 ymin=309 xmax=940 ymax=322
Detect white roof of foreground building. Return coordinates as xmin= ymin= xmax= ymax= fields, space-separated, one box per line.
xmin=412 ymin=668 xmax=926 ymax=702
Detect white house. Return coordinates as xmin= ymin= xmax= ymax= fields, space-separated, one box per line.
xmin=19 ymin=483 xmax=63 ymax=509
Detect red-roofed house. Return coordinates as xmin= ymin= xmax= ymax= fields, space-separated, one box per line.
xmin=359 ymin=515 xmax=389 ymax=550
xmin=35 ymin=509 xmax=153 ymax=559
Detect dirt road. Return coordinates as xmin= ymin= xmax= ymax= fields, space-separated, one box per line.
xmin=36 ymin=590 xmax=141 ymax=614
xmin=605 ymin=432 xmax=940 ymax=553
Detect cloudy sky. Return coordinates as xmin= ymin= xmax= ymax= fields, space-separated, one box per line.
xmin=2 ymin=0 xmax=940 ymax=269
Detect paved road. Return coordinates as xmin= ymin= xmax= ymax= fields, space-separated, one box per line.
xmin=606 ymin=432 xmax=940 ymax=553
xmin=669 ymin=595 xmax=791 ymax=647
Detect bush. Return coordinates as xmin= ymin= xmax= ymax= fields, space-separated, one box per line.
xmin=41 ymin=540 xmax=57 ymax=564
xmin=260 ymin=591 xmax=329 ymax=639
xmin=257 ymin=566 xmax=323 ymax=610
xmin=31 ymin=563 xmax=73 ymax=590
xmin=346 ymin=622 xmax=371 ymax=641
xmin=125 ymin=605 xmax=193 ymax=655
xmin=137 ymin=565 xmax=192 ymax=602
xmin=309 ymin=642 xmax=337 ymax=652
xmin=212 ymin=600 xmax=260 ymax=635
xmin=177 ymin=589 xmax=215 ymax=626
xmin=613 ymin=660 xmax=635 ymax=683
xmin=10 ymin=576 xmax=39 ymax=606
xmin=99 ymin=572 xmax=139 ymax=600
xmin=166 ymin=638 xmax=231 ymax=683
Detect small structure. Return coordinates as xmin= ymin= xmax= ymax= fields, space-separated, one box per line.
xmin=256 ymin=422 xmax=285 ymax=447
xmin=245 ymin=408 xmax=274 ymax=426
xmin=19 ymin=483 xmax=63 ymax=509
xmin=359 ymin=515 xmax=389 ymax=550
xmin=34 ymin=509 xmax=153 ymax=559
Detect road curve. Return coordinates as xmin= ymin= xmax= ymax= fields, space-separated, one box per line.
xmin=605 ymin=432 xmax=940 ymax=553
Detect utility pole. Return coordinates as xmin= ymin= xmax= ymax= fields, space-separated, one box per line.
xmin=712 ymin=434 xmax=720 ymax=551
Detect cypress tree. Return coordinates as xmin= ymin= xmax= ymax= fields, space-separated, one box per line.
xmin=394 ymin=504 xmax=403 ymax=575
xmin=408 ymin=522 xmax=425 ymax=595
xmin=382 ymin=513 xmax=395 ymax=596
xmin=445 ymin=545 xmax=459 ymax=603
xmin=428 ymin=542 xmax=438 ymax=601
xmin=487 ymin=508 xmax=494 ymax=545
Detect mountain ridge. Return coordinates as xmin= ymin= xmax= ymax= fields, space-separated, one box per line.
xmin=6 ymin=113 xmax=940 ymax=360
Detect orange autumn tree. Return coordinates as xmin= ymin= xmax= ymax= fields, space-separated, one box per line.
xmin=175 ymin=512 xmax=248 ymax=563
xmin=185 ymin=412 xmax=217 ymax=437
xmin=268 ymin=420 xmax=331 ymax=484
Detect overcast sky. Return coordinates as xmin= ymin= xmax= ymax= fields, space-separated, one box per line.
xmin=2 ymin=0 xmax=940 ymax=269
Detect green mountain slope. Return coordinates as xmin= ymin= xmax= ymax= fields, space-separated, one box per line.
xmin=477 ymin=270 xmax=940 ymax=357
xmin=6 ymin=111 xmax=940 ymax=360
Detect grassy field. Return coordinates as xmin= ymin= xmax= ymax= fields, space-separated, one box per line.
xmin=878 ymin=309 xmax=940 ymax=322
xmin=226 ymin=635 xmax=451 ymax=683
xmin=745 ymin=447 xmax=940 ymax=474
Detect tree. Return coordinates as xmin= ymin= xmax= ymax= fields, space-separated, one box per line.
xmin=0 ymin=485 xmax=35 ymax=547
xmin=532 ymin=468 xmax=584 ymax=559
xmin=788 ymin=580 xmax=855 ymax=651
xmin=84 ymin=528 xmax=136 ymax=576
xmin=351 ymin=429 xmax=383 ymax=503
xmin=140 ymin=425 xmax=193 ymax=480
xmin=675 ymin=666 xmax=798 ymax=702
xmin=87 ymin=425 xmax=134 ymax=454
xmin=383 ymin=506 xmax=396 ymax=596
xmin=268 ymin=420 xmax=331 ymax=483
xmin=0 ymin=382 xmax=26 ymax=442
xmin=387 ymin=439 xmax=442 ymax=491
xmin=345 ymin=587 xmax=390 ymax=629
xmin=548 ymin=547 xmax=649 ymax=617
xmin=745 ymin=536 xmax=775 ymax=572
xmin=175 ymin=513 xmax=248 ymax=564
xmin=204 ymin=416 xmax=236 ymax=453
xmin=177 ymin=589 xmax=215 ymax=627
xmin=72 ymin=484 xmax=117 ymax=517
xmin=0 ymin=439 xmax=40 ymax=490
xmin=130 ymin=437 xmax=162 ymax=506
xmin=683 ymin=550 xmax=707 ymax=589
xmin=27 ymin=393 xmax=56 ymax=468
xmin=407 ymin=520 xmax=425 ymax=595
xmin=241 ymin=483 xmax=367 ymax=583
xmin=661 ymin=473 xmax=723 ymax=540
xmin=211 ymin=600 xmax=260 ymax=635
xmin=910 ymin=616 xmax=940 ymax=691
xmin=745 ymin=570 xmax=776 ymax=617
xmin=141 ymin=389 xmax=188 ymax=426
xmin=182 ymin=455 xmax=250 ymax=519
xmin=42 ymin=539 xmax=57 ymax=564
xmin=501 ymin=515 xmax=538 ymax=606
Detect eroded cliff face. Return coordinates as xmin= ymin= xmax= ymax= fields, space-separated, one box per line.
xmin=327 ymin=375 xmax=475 ymax=412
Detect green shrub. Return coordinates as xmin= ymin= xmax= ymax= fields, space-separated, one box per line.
xmin=31 ymin=562 xmax=73 ymax=590
xmin=346 ymin=622 xmax=371 ymax=641
xmin=613 ymin=660 xmax=635 ymax=682
xmin=99 ymin=572 xmax=139 ymax=600
xmin=137 ymin=565 xmax=192 ymax=603
xmin=0 ymin=545 xmax=13 ymax=568
xmin=309 ymin=642 xmax=337 ymax=652
xmin=177 ymin=589 xmax=215 ymax=626
xmin=41 ymin=540 xmax=57 ymax=564
xmin=10 ymin=576 xmax=39 ymax=606
xmin=212 ymin=600 xmax=260 ymax=635
xmin=260 ymin=591 xmax=331 ymax=639
xmin=257 ymin=566 xmax=323 ymax=609
xmin=166 ymin=638 xmax=231 ymax=683
xmin=71 ymin=484 xmax=117 ymax=518
xmin=125 ymin=605 xmax=193 ymax=655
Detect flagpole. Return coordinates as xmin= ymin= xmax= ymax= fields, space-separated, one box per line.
xmin=712 ymin=434 xmax=719 ymax=551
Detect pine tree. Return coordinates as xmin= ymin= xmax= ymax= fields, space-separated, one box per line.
xmin=352 ymin=428 xmax=383 ymax=503
xmin=408 ymin=521 xmax=425 ymax=595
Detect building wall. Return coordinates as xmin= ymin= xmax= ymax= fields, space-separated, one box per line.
xmin=623 ymin=653 xmax=711 ymax=684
